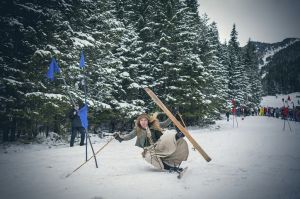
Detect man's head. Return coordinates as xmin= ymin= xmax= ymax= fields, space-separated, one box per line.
xmin=74 ymin=104 xmax=79 ymax=110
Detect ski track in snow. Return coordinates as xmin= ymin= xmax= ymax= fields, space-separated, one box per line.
xmin=0 ymin=116 xmax=300 ymax=199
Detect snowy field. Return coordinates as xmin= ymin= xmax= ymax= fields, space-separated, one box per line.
xmin=0 ymin=116 xmax=300 ymax=199
xmin=260 ymin=92 xmax=300 ymax=108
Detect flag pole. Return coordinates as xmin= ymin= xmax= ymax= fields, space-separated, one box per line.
xmin=47 ymin=57 xmax=98 ymax=165
xmin=236 ymin=116 xmax=238 ymax=127
xmin=232 ymin=99 xmax=234 ymax=127
xmin=48 ymin=58 xmax=76 ymax=107
xmin=80 ymin=49 xmax=98 ymax=167
xmin=231 ymin=98 xmax=238 ymax=128
xmin=232 ymin=99 xmax=235 ymax=127
xmin=282 ymin=98 xmax=292 ymax=132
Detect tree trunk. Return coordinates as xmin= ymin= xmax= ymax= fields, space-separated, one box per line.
xmin=3 ymin=129 xmax=9 ymax=142
xmin=3 ymin=118 xmax=10 ymax=142
xmin=9 ymin=118 xmax=16 ymax=141
xmin=46 ymin=124 xmax=49 ymax=137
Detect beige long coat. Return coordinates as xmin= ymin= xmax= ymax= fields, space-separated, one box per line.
xmin=121 ymin=115 xmax=189 ymax=170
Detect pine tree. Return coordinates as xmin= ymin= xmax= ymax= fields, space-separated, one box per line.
xmin=154 ymin=0 xmax=179 ymax=103
xmin=227 ymin=24 xmax=247 ymax=105
xmin=219 ymin=41 xmax=231 ymax=108
xmin=113 ymin=24 xmax=147 ymax=118
xmin=1 ymin=0 xmax=269 ymax=138
xmin=166 ymin=0 xmax=209 ymax=124
xmin=0 ymin=0 xmax=70 ymax=139
xmin=203 ymin=22 xmax=229 ymax=118
xmin=243 ymin=39 xmax=262 ymax=107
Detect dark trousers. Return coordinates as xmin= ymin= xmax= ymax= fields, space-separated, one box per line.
xmin=226 ymin=113 xmax=229 ymax=121
xmin=70 ymin=127 xmax=85 ymax=146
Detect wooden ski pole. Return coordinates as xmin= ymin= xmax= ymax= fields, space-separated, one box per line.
xmin=65 ymin=137 xmax=115 ymax=178
xmin=177 ymin=112 xmax=195 ymax=151
xmin=177 ymin=112 xmax=187 ymax=128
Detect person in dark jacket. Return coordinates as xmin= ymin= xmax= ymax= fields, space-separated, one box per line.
xmin=69 ymin=104 xmax=85 ymax=147
xmin=225 ymin=110 xmax=230 ymax=121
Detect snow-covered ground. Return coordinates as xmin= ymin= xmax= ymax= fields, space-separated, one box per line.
xmin=260 ymin=92 xmax=300 ymax=108
xmin=0 ymin=116 xmax=300 ymax=199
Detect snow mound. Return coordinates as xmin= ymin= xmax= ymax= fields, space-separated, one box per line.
xmin=260 ymin=92 xmax=300 ymax=108
xmin=35 ymin=132 xmax=66 ymax=146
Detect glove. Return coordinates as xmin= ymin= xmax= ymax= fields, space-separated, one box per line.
xmin=172 ymin=107 xmax=178 ymax=116
xmin=113 ymin=133 xmax=124 ymax=143
xmin=175 ymin=130 xmax=185 ymax=140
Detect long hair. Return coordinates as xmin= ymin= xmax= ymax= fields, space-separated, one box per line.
xmin=135 ymin=112 xmax=163 ymax=136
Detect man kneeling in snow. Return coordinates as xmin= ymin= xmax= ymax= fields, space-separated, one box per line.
xmin=114 ymin=112 xmax=189 ymax=172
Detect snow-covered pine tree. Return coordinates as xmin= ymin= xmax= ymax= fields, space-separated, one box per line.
xmin=202 ymin=21 xmax=229 ymax=119
xmin=1 ymin=0 xmax=267 ymax=139
xmin=153 ymin=0 xmax=178 ymax=103
xmin=116 ymin=0 xmax=162 ymax=112
xmin=218 ymin=41 xmax=231 ymax=108
xmin=227 ymin=24 xmax=247 ymax=105
xmin=0 ymin=0 xmax=128 ymax=138
xmin=113 ymin=24 xmax=147 ymax=118
xmin=243 ymin=39 xmax=262 ymax=107
xmin=168 ymin=0 xmax=210 ymax=124
xmin=134 ymin=1 xmax=160 ymax=96
xmin=0 ymin=0 xmax=73 ymax=139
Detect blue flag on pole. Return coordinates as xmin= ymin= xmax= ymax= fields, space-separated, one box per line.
xmin=47 ymin=58 xmax=61 ymax=81
xmin=78 ymin=104 xmax=88 ymax=129
xmin=79 ymin=50 xmax=85 ymax=69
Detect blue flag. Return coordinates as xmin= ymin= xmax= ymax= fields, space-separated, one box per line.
xmin=78 ymin=104 xmax=88 ymax=129
xmin=79 ymin=50 xmax=85 ymax=69
xmin=47 ymin=58 xmax=61 ymax=81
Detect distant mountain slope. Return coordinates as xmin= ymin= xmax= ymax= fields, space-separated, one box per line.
xmin=251 ymin=38 xmax=300 ymax=95
xmin=253 ymin=38 xmax=299 ymax=69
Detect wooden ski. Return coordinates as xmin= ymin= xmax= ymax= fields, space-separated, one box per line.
xmin=144 ymin=87 xmax=212 ymax=162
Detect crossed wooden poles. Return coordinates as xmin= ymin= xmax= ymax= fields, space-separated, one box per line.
xmin=66 ymin=87 xmax=211 ymax=177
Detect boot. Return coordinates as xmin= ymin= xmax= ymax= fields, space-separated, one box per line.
xmin=162 ymin=162 xmax=183 ymax=172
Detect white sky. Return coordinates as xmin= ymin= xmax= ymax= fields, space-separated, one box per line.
xmin=197 ymin=0 xmax=300 ymax=46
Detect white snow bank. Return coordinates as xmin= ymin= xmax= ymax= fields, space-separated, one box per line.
xmin=0 ymin=116 xmax=299 ymax=199
xmin=260 ymin=92 xmax=300 ymax=108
